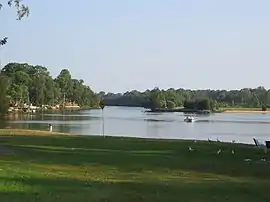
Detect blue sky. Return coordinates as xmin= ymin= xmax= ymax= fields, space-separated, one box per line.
xmin=1 ymin=0 xmax=270 ymax=93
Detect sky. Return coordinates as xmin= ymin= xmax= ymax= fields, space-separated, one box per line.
xmin=1 ymin=0 xmax=270 ymax=93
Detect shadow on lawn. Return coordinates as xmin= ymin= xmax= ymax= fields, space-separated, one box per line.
xmin=0 ymin=176 xmax=269 ymax=202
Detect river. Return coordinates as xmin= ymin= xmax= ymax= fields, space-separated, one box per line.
xmin=1 ymin=106 xmax=270 ymax=144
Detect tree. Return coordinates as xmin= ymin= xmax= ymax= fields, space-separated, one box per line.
xmin=210 ymin=100 xmax=219 ymax=110
xmin=262 ymin=104 xmax=267 ymax=111
xmin=0 ymin=75 xmax=8 ymax=115
xmin=148 ymin=88 xmax=166 ymax=110
xmin=1 ymin=62 xmax=98 ymax=109
xmin=196 ymin=98 xmax=210 ymax=110
xmin=0 ymin=1 xmax=29 ymax=113
xmin=0 ymin=0 xmax=29 ymax=44
xmin=30 ymin=74 xmax=46 ymax=106
xmin=183 ymin=100 xmax=196 ymax=109
xmin=44 ymin=76 xmax=56 ymax=105
xmin=55 ymin=69 xmax=73 ymax=101
xmin=167 ymin=100 xmax=176 ymax=109
xmin=102 ymin=86 xmax=270 ymax=110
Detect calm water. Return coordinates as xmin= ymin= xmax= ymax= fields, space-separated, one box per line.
xmin=1 ymin=106 xmax=270 ymax=144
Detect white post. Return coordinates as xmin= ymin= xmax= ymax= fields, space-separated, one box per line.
xmin=49 ymin=124 xmax=53 ymax=132
xmin=102 ymin=109 xmax=105 ymax=138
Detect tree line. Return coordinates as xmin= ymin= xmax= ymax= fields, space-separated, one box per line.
xmin=100 ymin=86 xmax=270 ymax=111
xmin=0 ymin=63 xmax=98 ymax=114
xmin=1 ymin=63 xmax=269 ymax=114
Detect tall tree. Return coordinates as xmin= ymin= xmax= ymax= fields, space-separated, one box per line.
xmin=0 ymin=1 xmax=29 ymax=114
xmin=55 ymin=69 xmax=73 ymax=101
xmin=1 ymin=63 xmax=98 ymax=108
xmin=0 ymin=75 xmax=8 ymax=115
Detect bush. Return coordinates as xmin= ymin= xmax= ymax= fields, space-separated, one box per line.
xmin=262 ymin=104 xmax=267 ymax=111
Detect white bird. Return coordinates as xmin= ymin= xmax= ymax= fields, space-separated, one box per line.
xmin=217 ymin=149 xmax=222 ymax=155
xmin=244 ymin=158 xmax=251 ymax=162
xmin=188 ymin=146 xmax=194 ymax=152
xmin=231 ymin=149 xmax=235 ymax=154
xmin=194 ymin=140 xmax=197 ymax=143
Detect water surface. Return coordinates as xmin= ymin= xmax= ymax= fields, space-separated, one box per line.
xmin=1 ymin=106 xmax=270 ymax=144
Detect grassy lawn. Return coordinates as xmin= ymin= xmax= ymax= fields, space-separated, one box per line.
xmin=0 ymin=129 xmax=269 ymax=202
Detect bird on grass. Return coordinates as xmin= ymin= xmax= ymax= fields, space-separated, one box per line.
xmin=231 ymin=149 xmax=235 ymax=154
xmin=188 ymin=146 xmax=194 ymax=152
xmin=217 ymin=149 xmax=222 ymax=155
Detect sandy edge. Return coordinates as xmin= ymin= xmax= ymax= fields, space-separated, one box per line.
xmin=223 ymin=110 xmax=270 ymax=114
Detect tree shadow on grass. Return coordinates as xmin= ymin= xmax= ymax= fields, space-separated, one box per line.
xmin=0 ymin=176 xmax=269 ymax=202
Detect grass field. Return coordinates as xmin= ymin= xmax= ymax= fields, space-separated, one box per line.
xmin=0 ymin=129 xmax=269 ymax=202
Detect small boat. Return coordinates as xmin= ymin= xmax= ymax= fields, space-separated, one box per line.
xmin=184 ymin=115 xmax=195 ymax=123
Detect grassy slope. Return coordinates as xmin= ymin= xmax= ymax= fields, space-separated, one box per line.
xmin=0 ymin=129 xmax=269 ymax=202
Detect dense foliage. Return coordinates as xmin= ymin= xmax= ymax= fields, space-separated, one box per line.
xmin=100 ymin=86 xmax=270 ymax=110
xmin=0 ymin=1 xmax=29 ymax=115
xmin=0 ymin=63 xmax=98 ymax=114
xmin=0 ymin=75 xmax=9 ymax=114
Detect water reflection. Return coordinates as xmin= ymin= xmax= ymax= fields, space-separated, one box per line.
xmin=1 ymin=107 xmax=270 ymax=144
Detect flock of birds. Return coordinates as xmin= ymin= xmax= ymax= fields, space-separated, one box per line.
xmin=188 ymin=138 xmax=235 ymax=154
xmin=188 ymin=138 xmax=268 ymax=162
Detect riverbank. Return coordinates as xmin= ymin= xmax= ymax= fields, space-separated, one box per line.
xmin=6 ymin=106 xmax=99 ymax=116
xmin=221 ymin=108 xmax=270 ymax=113
xmin=146 ymin=107 xmax=269 ymax=114
xmin=0 ymin=129 xmax=269 ymax=201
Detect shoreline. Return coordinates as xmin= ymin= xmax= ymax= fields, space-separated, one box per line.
xmin=0 ymin=129 xmax=73 ymax=136
xmin=222 ymin=109 xmax=269 ymax=114
xmin=0 ymin=129 xmax=254 ymax=146
xmin=223 ymin=110 xmax=270 ymax=114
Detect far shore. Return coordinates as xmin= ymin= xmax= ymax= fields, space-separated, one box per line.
xmin=221 ymin=108 xmax=269 ymax=114
xmin=223 ymin=110 xmax=270 ymax=114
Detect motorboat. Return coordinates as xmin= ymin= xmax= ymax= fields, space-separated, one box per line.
xmin=184 ymin=115 xmax=195 ymax=123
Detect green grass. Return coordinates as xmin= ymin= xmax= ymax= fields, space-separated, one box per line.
xmin=0 ymin=129 xmax=269 ymax=202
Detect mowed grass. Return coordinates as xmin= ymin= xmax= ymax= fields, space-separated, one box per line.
xmin=0 ymin=129 xmax=270 ymax=202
